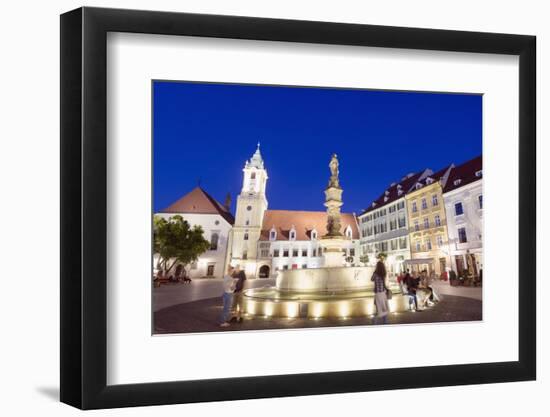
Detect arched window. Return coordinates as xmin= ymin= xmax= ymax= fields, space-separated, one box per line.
xmin=346 ymin=227 xmax=352 ymax=238
xmin=210 ymin=233 xmax=219 ymax=250
xmin=251 ymin=172 xmax=256 ymax=180
xmin=244 ymin=232 xmax=249 ymax=241
xmin=269 ymin=229 xmax=277 ymax=241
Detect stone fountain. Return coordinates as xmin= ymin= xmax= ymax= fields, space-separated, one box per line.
xmin=242 ymin=154 xmax=409 ymax=318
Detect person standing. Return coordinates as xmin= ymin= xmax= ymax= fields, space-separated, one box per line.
xmin=219 ymin=266 xmax=235 ymax=327
xmin=405 ymin=271 xmax=420 ymax=311
xmin=371 ymin=260 xmax=390 ymax=324
xmin=232 ymin=265 xmax=247 ymax=323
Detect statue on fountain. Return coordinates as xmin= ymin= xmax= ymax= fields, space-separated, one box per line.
xmin=324 ymin=153 xmax=344 ymax=238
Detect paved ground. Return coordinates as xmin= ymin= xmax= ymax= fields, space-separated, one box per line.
xmin=154 ymin=291 xmax=482 ymax=334
xmin=153 ymin=278 xmax=276 ymax=312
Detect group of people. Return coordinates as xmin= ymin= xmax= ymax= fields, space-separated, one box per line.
xmin=371 ymin=264 xmax=441 ymax=324
xmin=397 ymin=269 xmax=440 ymax=312
xmin=219 ymin=265 xmax=247 ymax=328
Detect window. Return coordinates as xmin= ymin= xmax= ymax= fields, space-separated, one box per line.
xmin=242 ymin=251 xmax=248 ymax=260
xmin=455 ymin=202 xmax=464 ymax=216
xmin=454 ymin=179 xmax=462 ymax=186
xmin=458 ymin=227 xmax=468 ymax=243
xmin=399 ymin=237 xmax=407 ymax=249
xmin=398 ymin=215 xmax=406 ymax=228
xmin=250 ymin=172 xmax=256 ymax=180
xmin=312 ymin=248 xmax=317 ymax=257
xmin=346 ymin=228 xmax=352 ymax=238
xmin=423 ymin=218 xmax=429 ymax=229
xmin=414 ymin=220 xmax=419 ymax=231
xmin=283 ymin=249 xmax=289 ymax=257
xmin=436 ymin=235 xmax=443 ymax=247
xmin=390 ymin=219 xmax=397 ymax=230
xmin=260 ymin=249 xmax=269 ymax=258
xmin=434 ymin=214 xmax=441 ymax=226
xmin=415 ymin=241 xmax=421 ymax=251
xmin=475 ymin=170 xmax=482 ymax=177
xmin=302 ymin=249 xmax=307 ymax=257
xmin=283 ymin=265 xmax=289 ymax=270
xmin=290 ymin=230 xmax=296 ymax=240
xmin=292 ymin=249 xmax=298 ymax=257
xmin=350 ymin=248 xmax=355 ymax=257
xmin=302 ymin=264 xmax=307 ymax=269
xmin=390 ymin=239 xmax=397 ymax=250
xmin=416 ymin=183 xmax=423 ymax=190
xmin=478 ymin=194 xmax=483 ymax=209
xmin=421 ymin=198 xmax=427 ymax=209
xmin=432 ymin=195 xmax=438 ymax=206
xmin=210 ymin=233 xmax=219 ymax=250
xmin=207 ymin=264 xmax=215 ymax=276
xmin=311 ymin=230 xmax=317 ymax=239
xmin=273 ymin=249 xmax=280 ymax=257
xmin=245 ymin=220 xmax=250 ymax=226
xmin=244 ymin=233 xmax=249 ymax=240
xmin=246 ymin=205 xmax=252 ymax=211
xmin=397 ymin=201 xmax=405 ymax=210
xmin=318 ymin=247 xmax=323 ymax=255
xmin=389 ymin=205 xmax=396 ymax=213
xmin=380 ymin=241 xmax=388 ymax=252
xmin=269 ymin=230 xmax=276 ymax=240
xmin=412 ymin=201 xmax=418 ymax=212
xmin=425 ymin=239 xmax=432 ymax=250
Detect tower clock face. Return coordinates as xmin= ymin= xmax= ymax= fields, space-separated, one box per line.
xmin=246 ymin=205 xmax=252 ymax=211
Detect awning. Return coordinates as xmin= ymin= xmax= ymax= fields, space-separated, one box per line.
xmin=403 ymin=258 xmax=434 ymax=265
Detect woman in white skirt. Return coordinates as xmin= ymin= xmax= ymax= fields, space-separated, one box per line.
xmin=371 ymin=261 xmax=390 ymax=325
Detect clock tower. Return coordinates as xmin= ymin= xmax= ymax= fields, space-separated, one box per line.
xmin=230 ymin=144 xmax=269 ymax=276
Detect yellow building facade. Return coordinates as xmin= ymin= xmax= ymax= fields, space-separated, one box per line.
xmin=404 ymin=166 xmax=453 ymax=276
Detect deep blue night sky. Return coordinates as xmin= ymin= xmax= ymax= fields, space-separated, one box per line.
xmin=153 ymin=81 xmax=482 ymax=215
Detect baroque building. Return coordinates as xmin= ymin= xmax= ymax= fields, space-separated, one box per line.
xmin=443 ymin=155 xmax=483 ymax=276
xmin=155 ymin=187 xmax=234 ymax=279
xmin=357 ymin=169 xmax=432 ymax=276
xmin=228 ymin=146 xmax=360 ymax=278
xmin=404 ymin=164 xmax=454 ymax=276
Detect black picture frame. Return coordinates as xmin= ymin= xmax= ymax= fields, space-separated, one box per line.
xmin=60 ymin=6 xmax=536 ymax=410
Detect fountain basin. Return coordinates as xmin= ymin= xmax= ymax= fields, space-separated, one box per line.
xmin=242 ymin=287 xmax=410 ymax=318
xmin=276 ymin=266 xmax=375 ymax=293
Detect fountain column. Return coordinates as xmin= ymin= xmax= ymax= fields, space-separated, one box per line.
xmin=320 ymin=154 xmax=347 ymax=267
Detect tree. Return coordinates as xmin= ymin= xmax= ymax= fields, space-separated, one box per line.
xmin=153 ymin=215 xmax=211 ymax=277
xmin=359 ymin=254 xmax=370 ymax=265
xmin=376 ymin=252 xmax=387 ymax=261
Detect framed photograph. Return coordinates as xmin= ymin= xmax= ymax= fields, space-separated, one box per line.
xmin=60 ymin=6 xmax=536 ymax=409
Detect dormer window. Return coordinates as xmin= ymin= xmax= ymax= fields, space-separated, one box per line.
xmin=384 ymin=196 xmax=389 ymax=202
xmin=269 ymin=228 xmax=277 ymax=241
xmin=475 ymin=170 xmax=482 ymax=177
xmin=416 ymin=183 xmax=423 ymax=190
xmin=311 ymin=229 xmax=317 ymax=240
xmin=345 ymin=226 xmax=352 ymax=239
xmin=397 ymin=190 xmax=403 ymax=196
xmin=385 ymin=190 xmax=390 ymax=196
xmin=454 ymin=179 xmax=462 ymax=186
xmin=426 ymin=177 xmax=434 ymax=185
xmin=289 ymin=227 xmax=296 ymax=241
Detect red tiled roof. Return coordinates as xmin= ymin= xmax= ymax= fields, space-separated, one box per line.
xmin=259 ymin=210 xmax=359 ymax=241
xmin=160 ymin=187 xmax=235 ymax=225
xmin=443 ymin=155 xmax=482 ymax=193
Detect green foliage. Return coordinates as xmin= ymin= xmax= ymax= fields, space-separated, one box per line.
xmin=153 ymin=215 xmax=211 ymax=275
xmin=359 ymin=255 xmax=369 ymax=265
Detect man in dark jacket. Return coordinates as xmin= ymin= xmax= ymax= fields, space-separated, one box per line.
xmin=405 ymin=272 xmax=420 ymax=311
xmin=231 ymin=265 xmax=247 ymax=323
